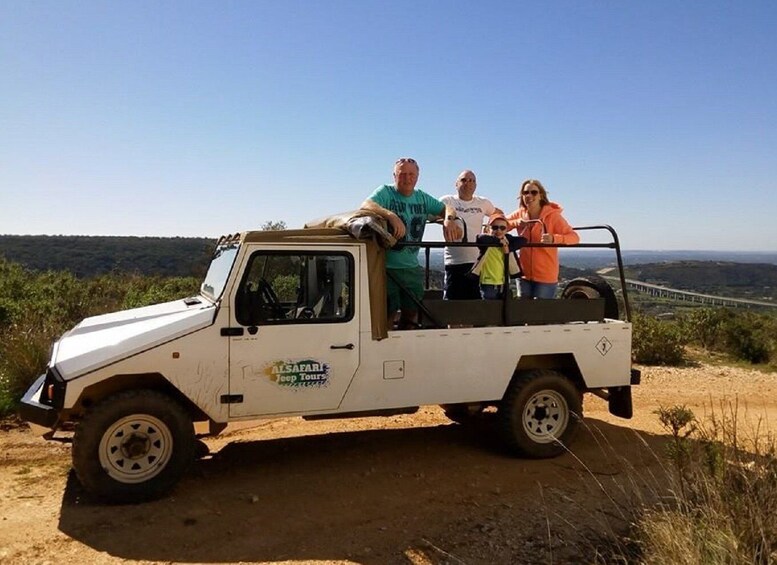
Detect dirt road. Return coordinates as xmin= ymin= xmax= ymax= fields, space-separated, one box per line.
xmin=2 ymin=363 xmax=776 ymax=564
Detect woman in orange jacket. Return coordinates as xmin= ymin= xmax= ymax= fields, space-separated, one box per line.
xmin=505 ymin=179 xmax=579 ymax=299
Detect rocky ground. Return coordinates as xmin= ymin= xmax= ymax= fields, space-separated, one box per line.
xmin=2 ymin=362 xmax=776 ymax=564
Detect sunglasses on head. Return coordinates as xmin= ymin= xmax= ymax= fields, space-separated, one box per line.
xmin=395 ymin=158 xmax=417 ymax=165
xmin=490 ymin=225 xmax=507 ymax=231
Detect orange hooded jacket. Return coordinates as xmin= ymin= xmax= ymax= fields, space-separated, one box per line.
xmin=505 ymin=202 xmax=579 ymax=284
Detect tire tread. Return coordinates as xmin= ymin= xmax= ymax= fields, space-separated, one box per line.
xmin=499 ymin=369 xmax=582 ymax=458
xmin=72 ymin=389 xmax=195 ymax=503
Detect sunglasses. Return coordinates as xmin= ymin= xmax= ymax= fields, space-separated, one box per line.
xmin=395 ymin=158 xmax=417 ymax=165
xmin=490 ymin=225 xmax=507 ymax=231
xmin=522 ymin=189 xmax=540 ymax=196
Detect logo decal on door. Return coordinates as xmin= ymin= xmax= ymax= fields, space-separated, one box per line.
xmin=263 ymin=359 xmax=331 ymax=388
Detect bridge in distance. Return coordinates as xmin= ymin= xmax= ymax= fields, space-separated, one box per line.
xmin=598 ymin=274 xmax=777 ymax=310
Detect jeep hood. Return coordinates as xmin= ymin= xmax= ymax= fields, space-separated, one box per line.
xmin=53 ymin=298 xmax=216 ymax=380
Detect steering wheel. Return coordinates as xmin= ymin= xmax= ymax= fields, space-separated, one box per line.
xmin=258 ymin=278 xmax=279 ymax=305
xmin=257 ymin=278 xmax=284 ymax=318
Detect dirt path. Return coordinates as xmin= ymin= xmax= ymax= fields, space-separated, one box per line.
xmin=1 ymin=363 xmax=776 ymax=564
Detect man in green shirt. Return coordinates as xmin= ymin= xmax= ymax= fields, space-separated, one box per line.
xmin=361 ymin=157 xmax=461 ymax=329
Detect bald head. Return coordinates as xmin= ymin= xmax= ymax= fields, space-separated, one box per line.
xmin=455 ymin=170 xmax=477 ymax=200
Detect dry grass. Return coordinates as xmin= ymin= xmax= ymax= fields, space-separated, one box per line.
xmin=613 ymin=401 xmax=777 ymax=564
xmin=540 ymin=401 xmax=777 ymax=564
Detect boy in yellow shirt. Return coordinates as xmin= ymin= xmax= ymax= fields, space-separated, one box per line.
xmin=470 ymin=213 xmax=525 ymax=299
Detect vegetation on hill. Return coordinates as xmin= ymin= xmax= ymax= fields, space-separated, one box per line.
xmin=626 ymin=261 xmax=777 ymax=301
xmin=0 ymin=258 xmax=199 ymax=414
xmin=0 ymin=235 xmax=215 ymax=278
xmin=631 ymin=306 xmax=776 ymax=367
xmin=0 ymin=224 xmax=283 ymax=279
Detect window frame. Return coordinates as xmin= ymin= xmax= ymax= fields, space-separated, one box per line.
xmin=234 ymin=249 xmax=356 ymax=326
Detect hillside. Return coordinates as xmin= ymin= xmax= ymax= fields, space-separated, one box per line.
xmin=0 ymin=235 xmax=214 ymax=278
xmin=625 ymin=260 xmax=777 ymax=301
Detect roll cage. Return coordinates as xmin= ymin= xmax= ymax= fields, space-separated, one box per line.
xmin=392 ymin=224 xmax=631 ymax=329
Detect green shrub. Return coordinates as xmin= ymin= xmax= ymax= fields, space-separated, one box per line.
xmin=121 ymin=275 xmax=199 ymax=309
xmin=679 ymin=307 xmax=776 ymax=365
xmin=632 ymin=312 xmax=688 ymax=365
xmin=0 ymin=260 xmax=200 ymax=417
xmin=722 ymin=312 xmax=774 ymax=364
xmin=679 ymin=308 xmax=731 ymax=350
xmin=0 ymin=321 xmax=55 ymax=415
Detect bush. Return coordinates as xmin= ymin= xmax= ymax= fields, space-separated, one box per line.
xmin=722 ymin=312 xmax=774 ymax=364
xmin=680 ymin=308 xmax=776 ymax=365
xmin=680 ymin=308 xmax=731 ymax=351
xmin=0 ymin=320 xmax=55 ymax=415
xmin=0 ymin=260 xmax=200 ymax=417
xmin=121 ymin=275 xmax=199 ymax=309
xmin=632 ymin=312 xmax=688 ymax=366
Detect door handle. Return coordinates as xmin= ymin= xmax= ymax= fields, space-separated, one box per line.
xmin=330 ymin=343 xmax=355 ymax=350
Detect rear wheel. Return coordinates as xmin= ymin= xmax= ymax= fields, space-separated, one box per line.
xmin=499 ymin=370 xmax=582 ymax=458
xmin=73 ymin=389 xmax=195 ymax=503
xmin=561 ymin=276 xmax=619 ymax=319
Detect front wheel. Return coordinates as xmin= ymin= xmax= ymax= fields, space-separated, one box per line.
xmin=499 ymin=370 xmax=582 ymax=458
xmin=72 ymin=389 xmax=195 ymax=503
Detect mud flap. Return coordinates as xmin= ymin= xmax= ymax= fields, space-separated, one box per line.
xmin=608 ymin=386 xmax=633 ymax=419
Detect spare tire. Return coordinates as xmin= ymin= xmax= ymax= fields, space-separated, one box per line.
xmin=561 ymin=276 xmax=619 ymax=319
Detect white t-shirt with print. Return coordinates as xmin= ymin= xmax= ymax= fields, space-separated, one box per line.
xmin=439 ymin=194 xmax=497 ymax=265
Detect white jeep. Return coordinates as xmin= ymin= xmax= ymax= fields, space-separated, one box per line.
xmin=20 ymin=223 xmax=639 ymax=502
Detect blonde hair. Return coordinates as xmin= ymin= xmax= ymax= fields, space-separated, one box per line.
xmin=518 ymin=179 xmax=550 ymax=209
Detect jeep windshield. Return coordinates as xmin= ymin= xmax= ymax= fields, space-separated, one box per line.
xmin=200 ymin=238 xmax=240 ymax=302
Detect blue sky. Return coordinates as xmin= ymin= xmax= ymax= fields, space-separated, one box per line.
xmin=1 ymin=1 xmax=776 ymax=250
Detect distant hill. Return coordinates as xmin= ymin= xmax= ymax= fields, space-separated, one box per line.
xmin=624 ymin=261 xmax=777 ymax=301
xmin=0 ymin=235 xmax=215 ymax=278
xmin=560 ymin=249 xmax=777 ymax=269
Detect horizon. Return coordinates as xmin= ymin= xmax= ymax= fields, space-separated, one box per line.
xmin=3 ymin=233 xmax=777 ymax=260
xmin=2 ymin=2 xmax=776 ymax=251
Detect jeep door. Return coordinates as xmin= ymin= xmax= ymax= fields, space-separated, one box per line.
xmin=227 ymin=245 xmax=360 ymax=417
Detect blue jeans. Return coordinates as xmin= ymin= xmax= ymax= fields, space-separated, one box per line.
xmin=519 ymin=279 xmax=558 ymax=299
xmin=480 ymin=284 xmax=503 ymax=300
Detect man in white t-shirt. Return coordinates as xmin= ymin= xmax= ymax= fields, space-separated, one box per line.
xmin=439 ymin=170 xmax=502 ymax=299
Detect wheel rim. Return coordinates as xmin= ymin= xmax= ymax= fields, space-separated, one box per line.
xmin=521 ymin=389 xmax=569 ymax=444
xmin=98 ymin=414 xmax=174 ymax=484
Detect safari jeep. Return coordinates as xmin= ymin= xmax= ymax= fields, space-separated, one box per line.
xmin=20 ymin=223 xmax=639 ymax=503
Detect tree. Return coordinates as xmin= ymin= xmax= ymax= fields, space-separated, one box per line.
xmin=260 ymin=221 xmax=287 ymax=231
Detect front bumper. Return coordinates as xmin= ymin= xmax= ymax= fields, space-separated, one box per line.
xmin=18 ymin=374 xmax=59 ymax=429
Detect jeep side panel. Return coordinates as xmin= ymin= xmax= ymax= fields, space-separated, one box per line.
xmin=337 ymin=322 xmax=632 ymax=412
